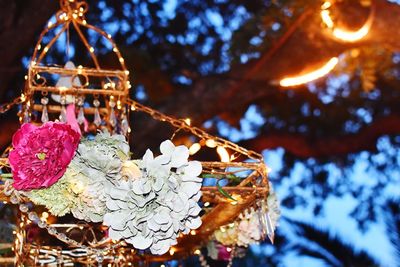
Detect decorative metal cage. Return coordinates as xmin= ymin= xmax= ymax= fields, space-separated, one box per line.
xmin=0 ymin=0 xmax=273 ymax=265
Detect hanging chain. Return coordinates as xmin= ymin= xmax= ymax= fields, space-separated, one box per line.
xmin=127 ymin=99 xmax=264 ymax=161
xmin=0 ymin=96 xmax=23 ymax=114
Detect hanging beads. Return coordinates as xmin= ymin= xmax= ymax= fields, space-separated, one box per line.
xmin=76 ymin=96 xmax=85 ymax=125
xmin=40 ymin=96 xmax=49 ymax=123
xmin=93 ymin=99 xmax=101 ymax=126
xmin=59 ymin=95 xmax=67 ymax=122
xmin=109 ymin=97 xmax=117 ymax=128
xmin=120 ymin=109 xmax=129 ymax=135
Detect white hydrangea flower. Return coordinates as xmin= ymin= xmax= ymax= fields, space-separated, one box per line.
xmin=214 ymin=208 xmax=262 ymax=247
xmin=214 ymin=224 xmax=238 ymax=246
xmin=214 ymin=184 xmax=281 ymax=247
xmin=267 ymin=189 xmax=281 ymax=229
xmin=237 ymin=209 xmax=263 ymax=246
xmin=104 ymin=140 xmax=203 ymax=255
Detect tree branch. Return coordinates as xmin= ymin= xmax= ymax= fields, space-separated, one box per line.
xmin=240 ymin=115 xmax=400 ymax=158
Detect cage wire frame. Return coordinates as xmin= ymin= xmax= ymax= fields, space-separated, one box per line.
xmin=22 ymin=0 xmax=131 ymax=131
xmin=0 ymin=0 xmax=271 ymax=265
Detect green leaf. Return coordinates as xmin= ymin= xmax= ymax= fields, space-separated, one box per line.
xmin=217 ymin=179 xmax=237 ymax=201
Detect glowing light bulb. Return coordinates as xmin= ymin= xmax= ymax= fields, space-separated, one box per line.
xmin=217 ymin=146 xmax=230 ymax=163
xmin=189 ymin=143 xmax=201 ymax=155
xmin=205 ymin=139 xmax=217 ymax=148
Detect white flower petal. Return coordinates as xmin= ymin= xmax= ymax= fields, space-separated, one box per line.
xmin=181 ymin=182 xmax=202 ymax=198
xmin=186 ymin=217 xmax=202 ymax=230
xmin=108 ymin=228 xmax=123 ymax=241
xmin=170 ymin=146 xmax=189 ymax=167
xmin=159 ymin=140 xmax=175 ymax=155
xmin=126 ymin=234 xmax=153 ymax=250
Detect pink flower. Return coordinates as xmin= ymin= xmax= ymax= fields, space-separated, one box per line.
xmin=218 ymin=245 xmax=232 ymax=261
xmin=9 ymin=122 xmax=80 ymax=191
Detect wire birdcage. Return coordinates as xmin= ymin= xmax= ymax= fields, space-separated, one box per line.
xmin=0 ymin=0 xmax=273 ymax=265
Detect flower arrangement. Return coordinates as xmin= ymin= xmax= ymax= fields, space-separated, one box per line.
xmin=9 ymin=122 xmax=80 ymax=191
xmin=103 ymin=140 xmax=203 ymax=254
xmin=213 ymin=186 xmax=281 ymax=248
xmin=7 ymin=122 xmax=203 ymax=255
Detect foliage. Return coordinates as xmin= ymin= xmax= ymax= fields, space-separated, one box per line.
xmin=1 ymin=0 xmax=400 ymax=265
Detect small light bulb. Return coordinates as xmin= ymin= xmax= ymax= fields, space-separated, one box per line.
xmin=205 ymin=139 xmax=217 ymax=148
xmin=189 ymin=143 xmax=201 ymax=155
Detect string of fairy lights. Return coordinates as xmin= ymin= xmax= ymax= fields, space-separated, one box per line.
xmin=0 ymin=0 xmax=376 ymax=265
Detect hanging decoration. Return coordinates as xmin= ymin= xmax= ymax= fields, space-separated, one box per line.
xmin=0 ymin=0 xmax=279 ymax=266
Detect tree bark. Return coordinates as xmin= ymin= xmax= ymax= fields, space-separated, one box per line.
xmin=0 ymin=0 xmax=58 ymax=99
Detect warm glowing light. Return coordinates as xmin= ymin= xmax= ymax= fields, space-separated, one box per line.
xmin=169 ymin=248 xmax=176 ymax=256
xmin=226 ymin=247 xmax=232 ymax=252
xmin=266 ymin=166 xmax=272 ymax=174
xmin=189 ymin=143 xmax=201 ymax=155
xmin=332 ymin=25 xmax=370 ymax=42
xmin=194 ymin=249 xmax=201 ymax=255
xmin=204 ymin=202 xmax=210 ymax=207
xmin=217 ymin=146 xmax=230 ymax=163
xmin=279 ymin=57 xmax=339 ymax=87
xmin=184 ymin=118 xmax=191 ymax=126
xmin=41 ymin=212 xmax=49 ymax=222
xmin=321 ymin=1 xmax=331 ymax=9
xmin=320 ymin=1 xmax=373 ymax=42
xmin=190 ymin=230 xmax=196 ymax=235
xmin=58 ymin=86 xmax=68 ymax=92
xmin=320 ymin=10 xmax=334 ymax=28
xmin=205 ymin=139 xmax=217 ymax=148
